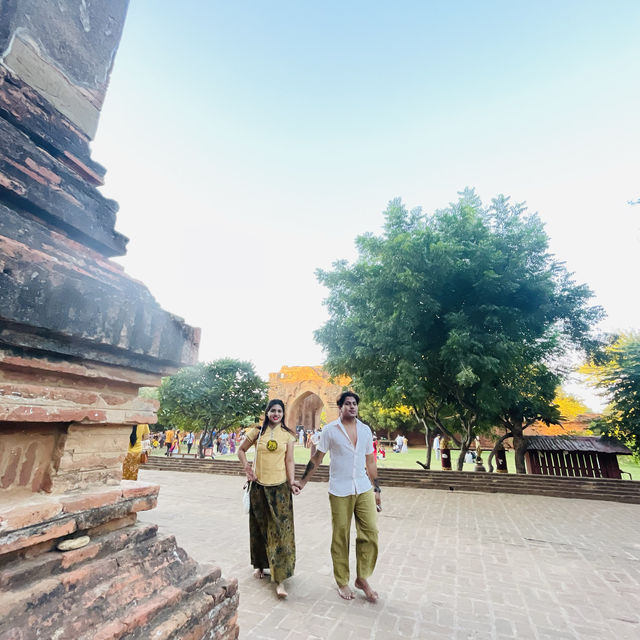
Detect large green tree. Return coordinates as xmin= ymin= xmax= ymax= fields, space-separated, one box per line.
xmin=316 ymin=190 xmax=602 ymax=471
xmin=158 ymin=358 xmax=267 ymax=457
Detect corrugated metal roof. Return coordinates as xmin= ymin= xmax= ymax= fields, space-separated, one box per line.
xmin=525 ymin=436 xmax=632 ymax=454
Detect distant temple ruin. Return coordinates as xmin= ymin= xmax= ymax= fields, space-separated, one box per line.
xmin=268 ymin=365 xmax=349 ymax=429
xmin=0 ymin=2 xmax=237 ymax=638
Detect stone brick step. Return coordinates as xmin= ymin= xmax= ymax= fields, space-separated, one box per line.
xmin=145 ymin=457 xmax=640 ymax=504
xmin=146 ymin=457 xmax=626 ymax=489
xmin=147 ymin=457 xmax=331 ymax=477
xmin=0 ymin=531 xmax=198 ymax=634
xmin=82 ymin=563 xmax=231 ymax=640
xmin=0 ymin=526 xmax=233 ymax=640
xmin=0 ymin=522 xmax=158 ymax=592
xmin=382 ymin=472 xmax=637 ymax=489
xmin=126 ymin=575 xmax=239 ymax=640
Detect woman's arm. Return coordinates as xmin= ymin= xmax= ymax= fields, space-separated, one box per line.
xmin=237 ymin=433 xmax=257 ymax=481
xmin=285 ymin=442 xmax=300 ymax=495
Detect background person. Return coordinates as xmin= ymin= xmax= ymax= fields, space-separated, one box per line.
xmin=164 ymin=428 xmax=174 ymax=456
xmin=237 ymin=399 xmax=300 ymax=599
xmin=122 ymin=423 xmax=150 ymax=480
xmin=185 ymin=431 xmax=195 ymax=454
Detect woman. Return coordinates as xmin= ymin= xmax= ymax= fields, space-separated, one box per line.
xmin=122 ymin=423 xmax=150 ymax=480
xmin=237 ymin=399 xmax=299 ymax=598
xmin=229 ymin=432 xmax=236 ymax=455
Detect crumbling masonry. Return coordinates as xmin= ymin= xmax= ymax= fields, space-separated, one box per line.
xmin=0 ymin=2 xmax=238 ymax=638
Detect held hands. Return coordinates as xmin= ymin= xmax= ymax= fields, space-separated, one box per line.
xmin=290 ymin=483 xmax=301 ymax=496
xmin=375 ymin=491 xmax=382 ymax=512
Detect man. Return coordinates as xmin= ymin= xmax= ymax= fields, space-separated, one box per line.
xmin=433 ymin=433 xmax=441 ymax=460
xmin=296 ymin=391 xmax=381 ymax=602
xmin=185 ymin=431 xmax=195 ymax=454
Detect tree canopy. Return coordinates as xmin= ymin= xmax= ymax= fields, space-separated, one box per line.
xmin=158 ymin=358 xmax=267 ymax=455
xmin=316 ymin=190 xmax=603 ymax=470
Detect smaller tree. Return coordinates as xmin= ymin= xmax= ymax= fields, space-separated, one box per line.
xmin=358 ymin=402 xmax=413 ymax=438
xmin=555 ymin=389 xmax=591 ymax=421
xmin=584 ymin=334 xmax=640 ymax=460
xmin=158 ymin=358 xmax=267 ymax=457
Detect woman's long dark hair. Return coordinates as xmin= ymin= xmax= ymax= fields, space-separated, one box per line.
xmin=260 ymin=399 xmax=294 ymax=435
xmin=129 ymin=425 xmax=138 ymax=447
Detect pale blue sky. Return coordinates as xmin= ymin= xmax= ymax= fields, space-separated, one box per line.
xmin=94 ymin=1 xmax=640 ymax=409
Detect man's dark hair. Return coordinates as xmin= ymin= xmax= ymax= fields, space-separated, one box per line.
xmin=337 ymin=391 xmax=360 ymax=408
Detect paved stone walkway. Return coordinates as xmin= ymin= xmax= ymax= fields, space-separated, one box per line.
xmin=139 ymin=469 xmax=640 ymax=640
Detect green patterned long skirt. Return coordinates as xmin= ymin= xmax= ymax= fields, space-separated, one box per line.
xmin=249 ymin=482 xmax=296 ymax=583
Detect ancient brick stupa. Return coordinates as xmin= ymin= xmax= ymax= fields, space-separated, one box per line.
xmin=0 ymin=2 xmax=238 ymax=638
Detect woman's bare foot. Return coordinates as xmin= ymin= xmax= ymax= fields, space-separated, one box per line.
xmin=275 ymin=583 xmax=288 ymax=599
xmin=354 ymin=577 xmax=378 ymax=603
xmin=253 ymin=568 xmax=265 ymax=579
xmin=337 ymin=584 xmax=355 ymax=600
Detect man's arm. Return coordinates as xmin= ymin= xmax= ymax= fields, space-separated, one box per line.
xmin=297 ymin=449 xmax=325 ymax=489
xmin=366 ymin=452 xmax=382 ymax=511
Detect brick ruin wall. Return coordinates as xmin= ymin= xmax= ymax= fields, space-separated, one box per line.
xmin=0 ymin=2 xmax=238 ymax=638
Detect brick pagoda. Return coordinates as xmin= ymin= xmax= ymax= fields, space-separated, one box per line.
xmin=0 ymin=2 xmax=238 ymax=638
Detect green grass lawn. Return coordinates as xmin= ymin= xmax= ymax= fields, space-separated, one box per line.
xmin=155 ymin=443 xmax=639 ymax=479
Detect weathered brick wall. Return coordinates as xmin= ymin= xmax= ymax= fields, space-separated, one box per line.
xmin=0 ymin=424 xmax=64 ymax=493
xmin=0 ymin=1 xmax=239 ymax=637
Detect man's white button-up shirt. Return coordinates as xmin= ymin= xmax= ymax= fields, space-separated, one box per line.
xmin=317 ymin=418 xmax=374 ymax=497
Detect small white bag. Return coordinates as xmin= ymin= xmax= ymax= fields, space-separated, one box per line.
xmin=242 ymin=481 xmax=251 ymax=514
xmin=241 ymin=429 xmax=261 ymax=515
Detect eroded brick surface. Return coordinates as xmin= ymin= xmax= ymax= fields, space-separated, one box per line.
xmin=0 ymin=522 xmax=239 ymax=640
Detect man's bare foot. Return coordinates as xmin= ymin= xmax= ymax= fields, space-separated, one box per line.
xmin=275 ymin=583 xmax=288 ymax=599
xmin=253 ymin=568 xmax=265 ymax=579
xmin=354 ymin=577 xmax=378 ymax=603
xmin=337 ymin=584 xmax=355 ymax=600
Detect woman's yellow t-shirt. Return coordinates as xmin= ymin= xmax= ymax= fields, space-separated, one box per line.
xmin=128 ymin=424 xmax=150 ymax=454
xmin=245 ymin=425 xmax=296 ymax=486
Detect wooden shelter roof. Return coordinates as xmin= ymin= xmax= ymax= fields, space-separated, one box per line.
xmin=525 ymin=436 xmax=632 ymax=455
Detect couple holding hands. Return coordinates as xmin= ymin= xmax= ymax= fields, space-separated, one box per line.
xmin=237 ymin=391 xmax=382 ymax=601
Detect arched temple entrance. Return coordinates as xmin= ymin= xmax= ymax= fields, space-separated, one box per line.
xmin=268 ymin=366 xmax=350 ymax=431
xmin=289 ymin=391 xmax=324 ymax=431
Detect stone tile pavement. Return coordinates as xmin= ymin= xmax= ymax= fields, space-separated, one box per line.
xmin=139 ymin=469 xmax=640 ymax=639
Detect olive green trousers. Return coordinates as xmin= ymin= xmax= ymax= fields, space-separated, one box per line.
xmin=328 ymin=489 xmax=378 ymax=586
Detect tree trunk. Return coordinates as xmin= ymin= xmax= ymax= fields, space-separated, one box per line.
xmin=198 ymin=428 xmax=212 ymax=459
xmin=511 ymin=421 xmax=527 ymax=474
xmin=456 ymin=432 xmax=474 ymax=471
xmin=487 ymin=431 xmax=512 ymax=473
xmin=424 ymin=430 xmax=433 ymax=469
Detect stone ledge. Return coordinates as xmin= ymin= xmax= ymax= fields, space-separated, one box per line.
xmin=0 ymin=481 xmax=159 ymax=556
